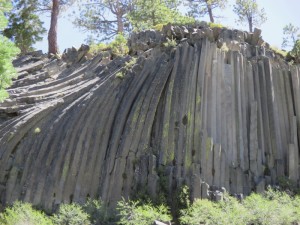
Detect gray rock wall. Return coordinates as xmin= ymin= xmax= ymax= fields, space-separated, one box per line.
xmin=0 ymin=25 xmax=299 ymax=211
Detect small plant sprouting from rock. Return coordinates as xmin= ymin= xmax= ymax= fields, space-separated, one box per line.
xmin=220 ymin=43 xmax=229 ymax=52
xmin=164 ymin=36 xmax=177 ymax=48
xmin=125 ymin=57 xmax=137 ymax=70
xmin=116 ymin=71 xmax=125 ymax=79
xmin=34 ymin=127 xmax=41 ymax=134
xmin=116 ymin=57 xmax=137 ymax=80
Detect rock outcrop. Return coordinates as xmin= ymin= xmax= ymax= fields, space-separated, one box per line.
xmin=0 ymin=24 xmax=299 ymax=211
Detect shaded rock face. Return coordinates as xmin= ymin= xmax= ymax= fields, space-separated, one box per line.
xmin=0 ymin=25 xmax=300 ymax=212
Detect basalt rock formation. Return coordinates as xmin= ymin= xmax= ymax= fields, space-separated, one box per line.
xmin=1 ymin=22 xmax=300 ymax=211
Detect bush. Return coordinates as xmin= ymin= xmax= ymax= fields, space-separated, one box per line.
xmin=180 ymin=188 xmax=300 ymax=225
xmin=180 ymin=195 xmax=250 ymax=225
xmin=0 ymin=201 xmax=53 ymax=225
xmin=82 ymin=199 xmax=116 ymax=225
xmin=52 ymin=203 xmax=90 ymax=225
xmin=117 ymin=199 xmax=171 ymax=225
xmin=277 ymin=176 xmax=298 ymax=194
xmin=109 ymin=34 xmax=129 ymax=57
xmin=243 ymin=189 xmax=299 ymax=225
xmin=88 ymin=33 xmax=129 ymax=58
xmin=88 ymin=42 xmax=109 ymax=55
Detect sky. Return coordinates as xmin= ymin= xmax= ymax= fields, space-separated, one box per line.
xmin=33 ymin=0 xmax=300 ymax=53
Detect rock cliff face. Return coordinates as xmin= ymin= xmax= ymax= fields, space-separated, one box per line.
xmin=0 ymin=23 xmax=300 ymax=211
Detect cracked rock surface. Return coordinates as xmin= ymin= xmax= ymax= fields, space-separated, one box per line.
xmin=0 ymin=25 xmax=300 ymax=212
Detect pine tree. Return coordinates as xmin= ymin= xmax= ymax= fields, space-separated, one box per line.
xmin=186 ymin=0 xmax=228 ymax=23
xmin=233 ymin=0 xmax=266 ymax=32
xmin=73 ymin=0 xmax=134 ymax=41
xmin=37 ymin=0 xmax=75 ymax=54
xmin=0 ymin=0 xmax=20 ymax=101
xmin=129 ymin=0 xmax=194 ymax=31
xmin=3 ymin=0 xmax=47 ymax=54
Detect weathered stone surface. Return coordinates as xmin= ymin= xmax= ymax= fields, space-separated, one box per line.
xmin=251 ymin=28 xmax=262 ymax=46
xmin=0 ymin=24 xmax=299 ymax=212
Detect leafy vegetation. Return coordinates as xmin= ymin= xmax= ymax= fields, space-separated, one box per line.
xmin=0 ymin=0 xmax=20 ymax=102
xmin=117 ymin=198 xmax=171 ymax=225
xmin=4 ymin=0 xmax=46 ymax=54
xmin=0 ymin=201 xmax=53 ymax=225
xmin=180 ymin=188 xmax=300 ymax=225
xmin=73 ymin=0 xmax=132 ymax=41
xmin=128 ymin=0 xmax=194 ymax=31
xmin=233 ymin=0 xmax=267 ymax=32
xmin=187 ymin=0 xmax=228 ymax=23
xmin=2 ymin=188 xmax=300 ymax=225
xmin=52 ymin=203 xmax=90 ymax=225
xmin=88 ymin=33 xmax=128 ymax=57
xmin=163 ymin=37 xmax=177 ymax=48
xmin=82 ymin=199 xmax=117 ymax=224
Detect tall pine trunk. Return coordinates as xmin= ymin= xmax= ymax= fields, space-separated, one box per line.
xmin=48 ymin=0 xmax=59 ymax=54
xmin=206 ymin=0 xmax=214 ymax=23
xmin=116 ymin=13 xmax=124 ymax=33
xmin=116 ymin=0 xmax=124 ymax=34
xmin=248 ymin=16 xmax=253 ymax=32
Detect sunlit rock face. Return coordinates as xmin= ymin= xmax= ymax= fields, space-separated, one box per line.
xmin=0 ymin=24 xmax=299 ymax=212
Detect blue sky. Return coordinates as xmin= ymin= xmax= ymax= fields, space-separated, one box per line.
xmin=34 ymin=0 xmax=300 ymax=53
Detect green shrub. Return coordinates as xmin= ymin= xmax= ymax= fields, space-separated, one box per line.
xmin=0 ymin=201 xmax=53 ymax=225
xmin=180 ymin=188 xmax=300 ymax=225
xmin=277 ymin=176 xmax=298 ymax=193
xmin=52 ymin=203 xmax=90 ymax=225
xmin=243 ymin=188 xmax=299 ymax=225
xmin=180 ymin=198 xmax=223 ymax=225
xmin=109 ymin=33 xmax=129 ymax=57
xmin=88 ymin=43 xmax=109 ymax=55
xmin=82 ymin=199 xmax=116 ymax=224
xmin=88 ymin=33 xmax=129 ymax=58
xmin=180 ymin=195 xmax=250 ymax=225
xmin=117 ymin=199 xmax=171 ymax=225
